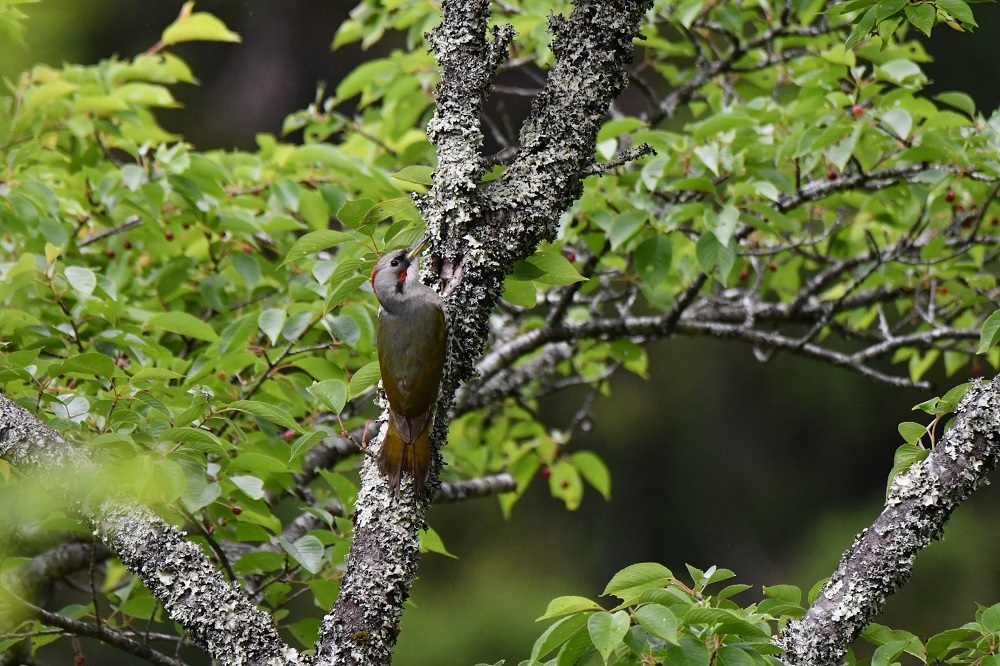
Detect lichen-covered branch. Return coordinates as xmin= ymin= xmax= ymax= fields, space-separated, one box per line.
xmin=318 ymin=1 xmax=653 ymax=664
xmin=776 ymin=376 xmax=1000 ymax=664
xmin=0 ymin=394 xmax=301 ymax=666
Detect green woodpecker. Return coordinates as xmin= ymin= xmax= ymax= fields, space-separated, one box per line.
xmin=370 ymin=241 xmax=446 ymax=497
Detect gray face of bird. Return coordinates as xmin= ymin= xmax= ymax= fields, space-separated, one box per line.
xmin=370 ymin=249 xmax=416 ymax=307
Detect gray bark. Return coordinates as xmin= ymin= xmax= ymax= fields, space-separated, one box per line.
xmin=776 ymin=376 xmax=1000 ymax=663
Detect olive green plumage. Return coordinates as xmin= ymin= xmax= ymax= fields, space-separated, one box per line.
xmin=370 ymin=243 xmax=446 ymax=497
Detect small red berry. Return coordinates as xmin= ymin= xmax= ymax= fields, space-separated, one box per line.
xmin=282 ymin=430 xmax=296 ymax=442
xmin=973 ymin=361 xmax=983 ymax=377
xmin=937 ymin=287 xmax=949 ymax=295
xmin=105 ymin=249 xmax=116 ymax=259
xmin=827 ymin=170 xmax=838 ymax=181
xmin=541 ymin=466 xmax=552 ymax=480
xmin=123 ymin=240 xmax=133 ymax=250
xmin=242 ymin=244 xmax=254 ymax=254
xmin=566 ymin=251 xmax=576 ymax=262
xmin=769 ymin=264 xmax=778 ymax=272
xmin=738 ymin=270 xmax=748 ymax=282
xmin=851 ymin=105 xmax=863 ymax=117
xmin=231 ymin=505 xmax=242 ymax=515
xmin=945 ymin=190 xmax=955 ymax=203
xmin=165 ymin=231 xmax=174 ymax=241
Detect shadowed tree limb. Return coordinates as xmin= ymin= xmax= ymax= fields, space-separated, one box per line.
xmin=776 ymin=376 xmax=1000 ymax=664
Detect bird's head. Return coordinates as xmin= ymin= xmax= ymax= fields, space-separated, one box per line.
xmin=370 ymin=240 xmax=426 ymax=308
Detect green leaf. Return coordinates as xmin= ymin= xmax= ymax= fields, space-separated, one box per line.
xmin=502 ymin=277 xmax=537 ymax=308
xmin=147 ymin=312 xmax=220 ymax=342
xmin=603 ymin=563 xmax=673 ymax=601
xmin=337 ymin=199 xmax=377 ymax=228
xmin=572 ymin=451 xmax=611 ymax=501
xmin=228 ymin=400 xmax=301 ymax=433
xmin=633 ymin=236 xmax=672 ymax=287
xmin=392 ymin=165 xmax=435 ymax=186
xmin=280 ymin=534 xmax=325 ymax=574
xmin=161 ymin=5 xmax=242 ymax=44
xmin=886 ymin=443 xmax=929 ymax=491
xmin=633 ymin=604 xmax=678 ymax=643
xmin=419 ymin=526 xmax=457 ymax=558
xmin=348 ymin=361 xmax=382 ymax=399
xmin=229 ymin=474 xmax=265 ymax=500
xmin=129 ymin=367 xmax=183 ymax=382
xmin=281 ymin=230 xmax=355 ymax=266
xmin=65 ymin=266 xmax=96 ymax=297
xmin=49 ymin=352 xmax=117 ymax=378
xmin=363 ymin=197 xmax=416 ymax=227
xmin=937 ymin=0 xmax=976 ymax=25
xmin=160 ymin=427 xmax=227 ymax=455
xmin=290 ymin=431 xmax=327 ymax=460
xmin=935 ymin=91 xmax=976 ymax=116
xmin=258 ymin=309 xmax=286 ymax=346
xmin=518 ymin=251 xmax=586 ymax=286
xmin=904 ymin=3 xmax=936 ymax=34
xmin=682 ymin=607 xmax=769 ymax=638
xmin=897 ymin=422 xmax=926 ymax=444
xmin=695 ymin=233 xmax=735 ymax=277
xmin=610 ymin=212 xmax=646 ymax=250
xmin=530 ymin=614 xmax=590 ymax=663
xmin=537 ymin=596 xmax=603 ymax=621
xmin=871 ymin=640 xmax=908 ymax=666
xmin=762 ymin=584 xmax=801 ymax=604
xmin=308 ymin=379 xmax=348 ymax=414
xmin=587 ymin=611 xmax=629 ymax=664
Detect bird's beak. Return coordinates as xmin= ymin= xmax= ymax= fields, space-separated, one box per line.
xmin=406 ymin=239 xmax=428 ymax=261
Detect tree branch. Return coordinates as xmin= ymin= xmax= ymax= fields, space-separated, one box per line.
xmin=0 ymin=394 xmax=301 ymax=666
xmin=776 ymin=376 xmax=1000 ymax=663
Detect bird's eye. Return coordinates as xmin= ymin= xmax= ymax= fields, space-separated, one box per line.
xmin=389 ymin=259 xmax=400 ymax=267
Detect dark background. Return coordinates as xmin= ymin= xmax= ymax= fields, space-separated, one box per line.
xmin=3 ymin=2 xmax=1000 ymax=664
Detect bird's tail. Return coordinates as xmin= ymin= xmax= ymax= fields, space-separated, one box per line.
xmin=378 ymin=419 xmax=430 ymax=498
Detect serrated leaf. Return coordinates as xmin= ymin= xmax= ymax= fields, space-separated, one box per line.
xmin=587 ymin=611 xmax=630 ymax=664
xmin=886 ymin=443 xmax=929 ymax=492
xmin=363 ymin=197 xmax=416 ymax=226
xmin=572 ymin=451 xmax=611 ymax=501
xmin=162 ymin=6 xmax=242 ymax=44
xmin=979 ymin=310 xmax=1000 ymax=353
xmin=603 ymin=562 xmax=673 ymax=601
xmin=228 ymin=400 xmax=301 ymax=433
xmin=308 ymin=379 xmax=348 ymax=414
xmin=530 ymin=614 xmax=590 ymax=663
xmin=160 ymin=427 xmax=227 ymax=455
xmin=49 ymin=352 xmax=117 ymax=378
xmin=348 ymin=361 xmax=381 ymax=399
xmin=129 ymin=367 xmax=183 ymax=382
xmin=281 ymin=534 xmax=325 ymax=574
xmin=502 ymin=277 xmax=537 ymax=308
xmin=229 ymin=474 xmax=265 ymax=500
xmin=65 ymin=266 xmax=96 ymax=297
xmin=392 ymin=165 xmax=434 ymax=186
xmin=633 ymin=604 xmax=678 ymax=643
xmin=281 ymin=230 xmax=354 ymax=266
xmin=337 ymin=199 xmax=376 ymax=228
xmin=147 ymin=312 xmax=220 ymax=342
xmin=937 ymin=0 xmax=976 ymax=25
xmin=518 ymin=251 xmax=586 ymax=286
xmin=289 ymin=431 xmax=327 ymax=460
xmin=258 ymin=309 xmax=286 ymax=346
xmin=537 ymin=596 xmax=603 ymax=621
xmin=935 ymin=91 xmax=976 ymax=115
xmin=897 ymin=421 xmax=926 ymax=444
xmin=419 ymin=526 xmax=457 ymax=558
xmin=683 ymin=607 xmax=769 ymax=638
